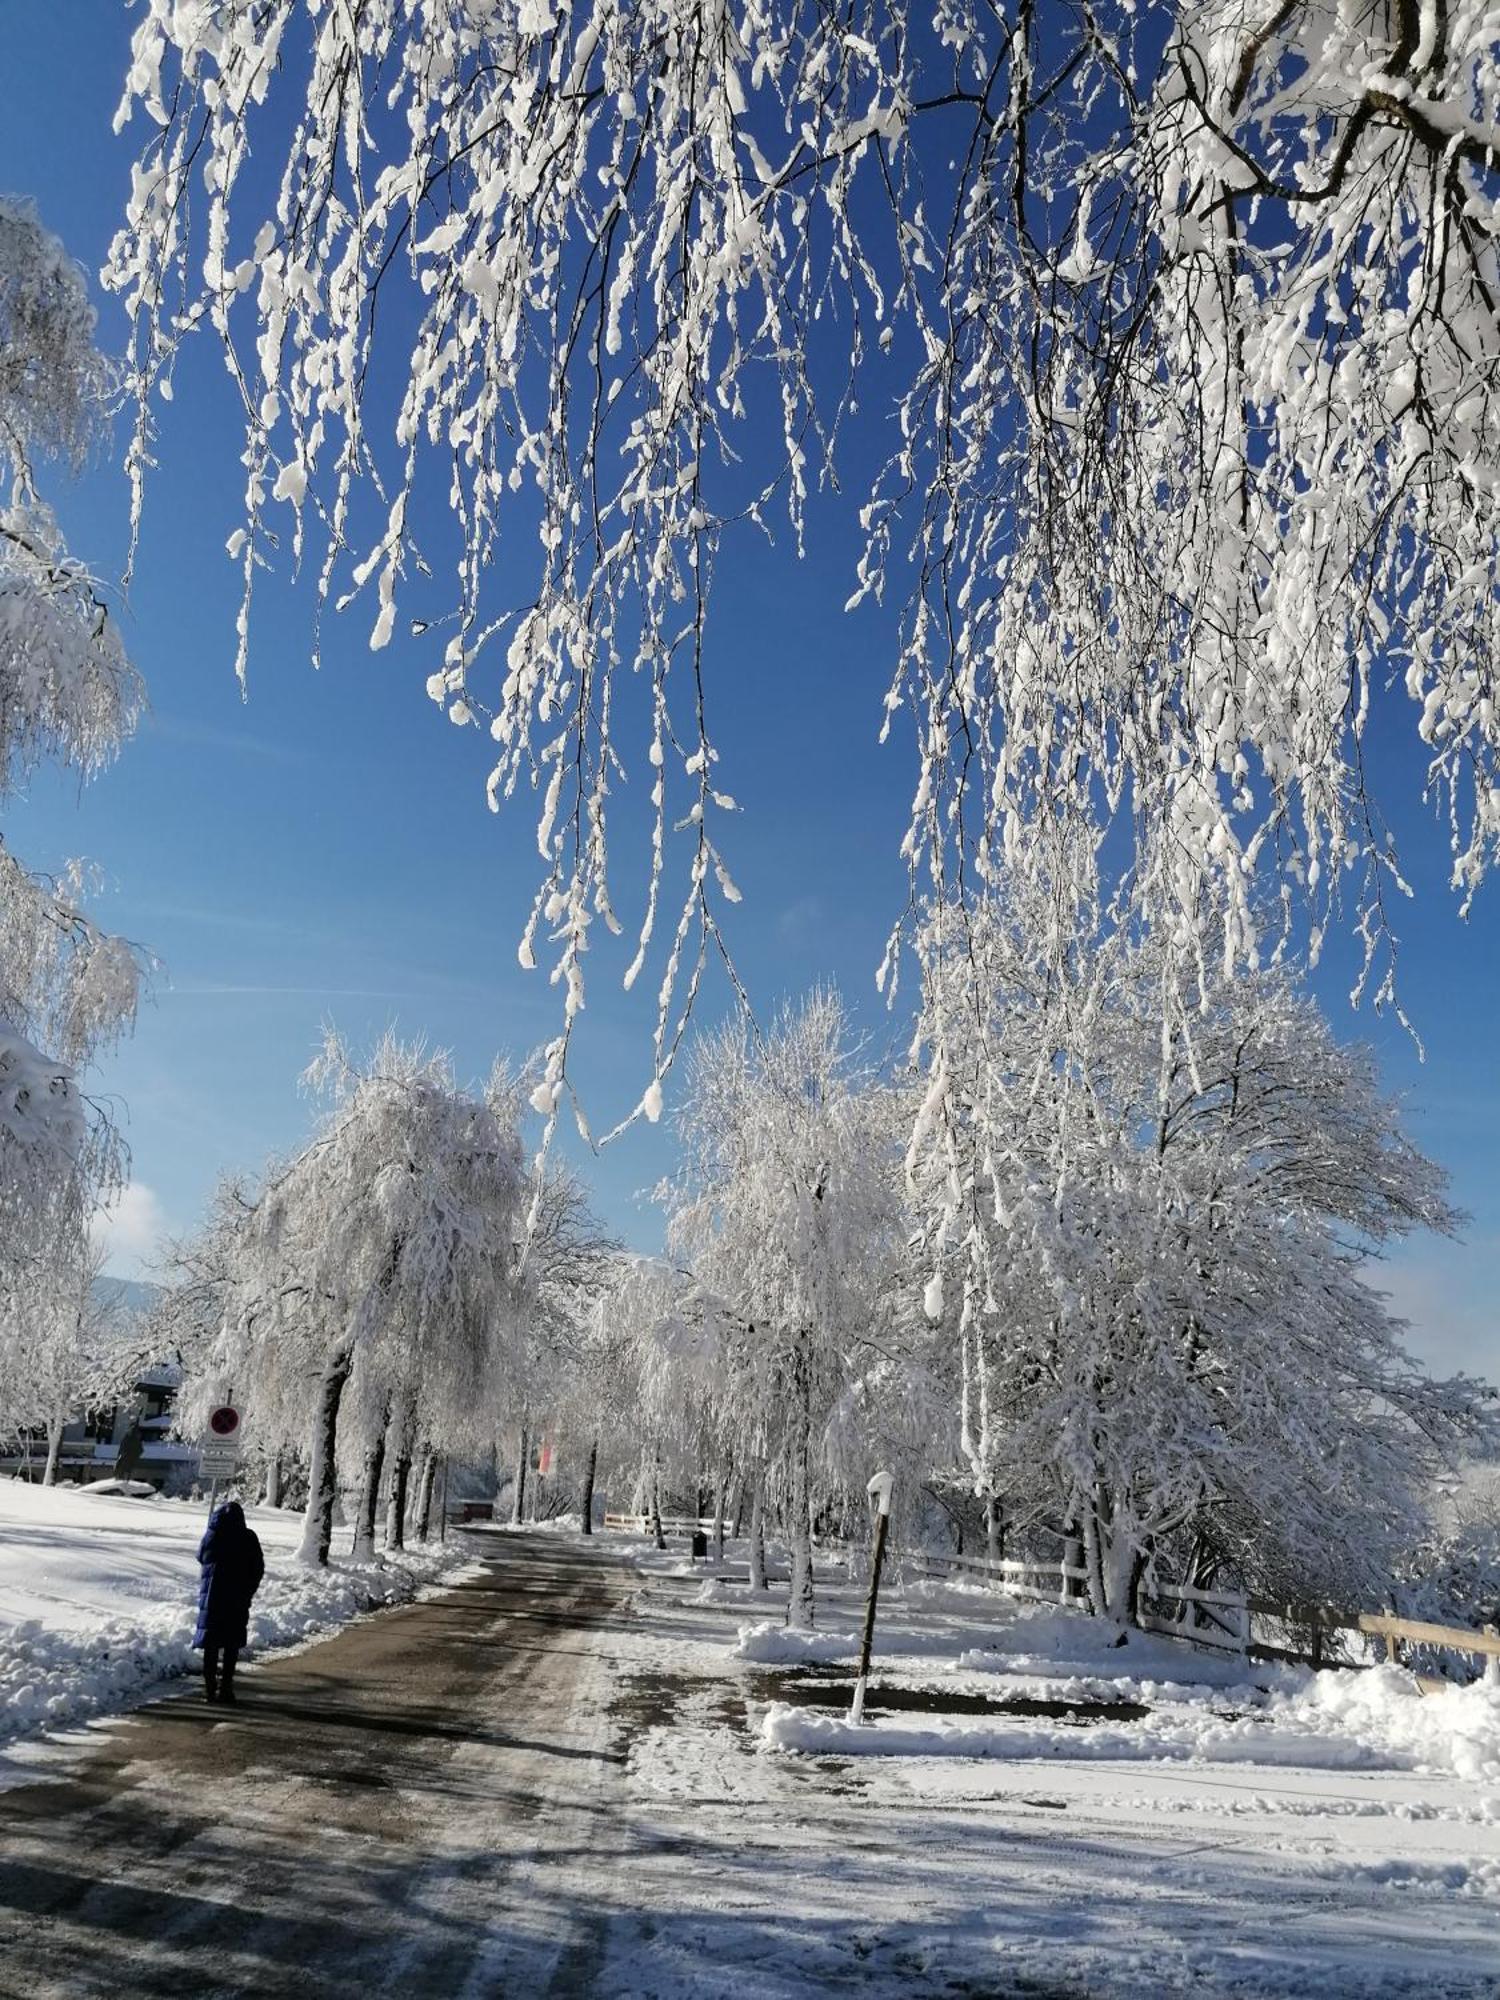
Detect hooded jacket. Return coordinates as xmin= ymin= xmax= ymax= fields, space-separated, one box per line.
xmin=193 ymin=1500 xmax=265 ymax=1650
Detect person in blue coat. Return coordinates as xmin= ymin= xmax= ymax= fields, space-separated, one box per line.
xmin=194 ymin=1499 xmax=265 ymax=1704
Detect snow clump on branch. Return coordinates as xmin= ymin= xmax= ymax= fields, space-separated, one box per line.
xmin=104 ymin=1 xmax=1500 ymax=1108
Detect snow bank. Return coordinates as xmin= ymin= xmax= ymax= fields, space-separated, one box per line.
xmin=958 ymin=1643 xmax=1266 ymax=1696
xmin=760 ymin=1698 xmax=1380 ymax=1768
xmin=953 ymin=1602 xmax=1260 ymax=1687
xmin=762 ymin=1664 xmax=1500 ymax=1780
xmin=0 ymin=1476 xmax=471 ymax=1748
xmin=1295 ymin=1665 xmax=1500 ymax=1784
xmin=734 ymin=1621 xmax=860 ymax=1664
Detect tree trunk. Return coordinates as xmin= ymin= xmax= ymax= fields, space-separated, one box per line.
xmin=413 ymin=1448 xmax=437 ymax=1542
xmin=1081 ymin=1508 xmax=1107 ymax=1619
xmin=386 ymin=1442 xmax=411 ymax=1550
xmin=1062 ymin=1518 xmax=1084 ymax=1602
xmin=351 ymin=1420 xmax=388 ymax=1566
xmin=650 ymin=1455 xmax=666 ymax=1551
xmin=786 ymin=1350 xmax=816 ymax=1629
xmin=263 ymin=1453 xmax=282 ymax=1509
xmin=749 ymin=1475 xmax=768 ymax=1590
xmin=41 ymin=1412 xmax=63 ymax=1487
xmin=383 ymin=1397 xmax=412 ymax=1550
xmin=1081 ymin=1495 xmax=1136 ymax=1624
xmin=513 ymin=1425 xmax=529 ymax=1526
xmin=580 ymin=1436 xmax=598 ymax=1537
xmin=712 ymin=1467 xmax=727 ymax=1563
xmin=732 ymin=1477 xmax=746 ymax=1540
xmin=299 ymin=1339 xmax=355 ymax=1566
xmin=788 ymin=1426 xmax=816 ymax=1630
xmin=1127 ymin=1545 xmax=1148 ymax=1627
xmin=985 ymin=1493 xmax=1004 ymax=1566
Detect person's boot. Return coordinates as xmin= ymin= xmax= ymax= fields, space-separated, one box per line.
xmin=219 ymin=1652 xmax=238 ymax=1706
xmin=203 ymin=1659 xmax=218 ymax=1704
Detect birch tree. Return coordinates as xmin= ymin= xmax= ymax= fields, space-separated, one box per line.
xmin=104 ymin=3 xmax=1500 ymax=1113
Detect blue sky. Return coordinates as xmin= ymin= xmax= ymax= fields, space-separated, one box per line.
xmin=2 ymin=9 xmax=1495 ymax=1381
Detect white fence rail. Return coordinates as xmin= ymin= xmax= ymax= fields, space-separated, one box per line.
xmin=603 ymin=1511 xmax=717 ymax=1537
xmin=908 ymin=1549 xmax=1255 ymax=1652
xmin=596 ymin=1516 xmax=1500 ymax=1682
xmin=1139 ymin=1582 xmax=1251 ymax=1653
xmin=906 ymin=1549 xmax=1090 ymax=1607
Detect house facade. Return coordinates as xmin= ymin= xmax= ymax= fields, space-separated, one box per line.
xmin=1 ymin=1365 xmax=200 ymax=1492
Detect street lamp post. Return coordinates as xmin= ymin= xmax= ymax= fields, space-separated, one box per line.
xmin=850 ymin=1470 xmax=893 ymax=1726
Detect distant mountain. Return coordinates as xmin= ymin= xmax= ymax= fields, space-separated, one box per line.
xmin=96 ymin=1277 xmax=163 ymax=1317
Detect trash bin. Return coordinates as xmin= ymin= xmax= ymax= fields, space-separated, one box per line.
xmin=690 ymin=1529 xmax=708 ymax=1560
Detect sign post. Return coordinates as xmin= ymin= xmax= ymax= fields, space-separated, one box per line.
xmin=201 ymin=1406 xmax=242 ymax=1508
xmin=849 ymin=1470 xmax=893 ymax=1725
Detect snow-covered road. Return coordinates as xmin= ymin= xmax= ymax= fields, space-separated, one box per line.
xmin=2 ymin=1533 xmax=1499 ymax=1997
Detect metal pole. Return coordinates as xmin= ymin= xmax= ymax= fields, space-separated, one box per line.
xmin=850 ymin=1470 xmax=893 ymax=1726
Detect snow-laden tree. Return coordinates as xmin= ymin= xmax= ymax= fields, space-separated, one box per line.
xmin=666 ymin=991 xmax=903 ymax=1625
xmin=1400 ymin=1462 xmax=1500 ymax=1635
xmin=0 ymin=1240 xmax=129 ymax=1485
xmin=909 ymin=869 xmax=1486 ymax=1618
xmin=223 ymin=1032 xmax=530 ymax=1564
xmin=553 ymin=1254 xmax=709 ymax=1546
xmin=1 ymin=197 xmax=143 ymax=1313
xmin=150 ymin=1181 xmax=262 ymax=1445
xmin=492 ymin=1163 xmax=614 ymax=1526
xmin=551 ymin=1262 xmax=647 ymax=1535
xmin=105 ymin=4 xmax=1500 ymax=1111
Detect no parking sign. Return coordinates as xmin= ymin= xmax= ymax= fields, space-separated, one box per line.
xmin=200 ymin=1406 xmax=242 ymax=1483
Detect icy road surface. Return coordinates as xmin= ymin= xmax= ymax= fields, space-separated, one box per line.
xmin=0 ymin=1532 xmax=1498 ymax=1996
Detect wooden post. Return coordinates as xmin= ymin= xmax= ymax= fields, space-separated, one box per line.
xmin=850 ymin=1471 xmax=893 ymax=1726
xmin=580 ymin=1437 xmax=598 ymax=1538
xmin=512 ymin=1426 xmax=529 ymax=1526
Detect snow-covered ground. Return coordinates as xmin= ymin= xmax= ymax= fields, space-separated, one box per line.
xmin=595 ymin=1538 xmax=1500 ymax=1994
xmin=0 ymin=1475 xmax=472 ymax=1755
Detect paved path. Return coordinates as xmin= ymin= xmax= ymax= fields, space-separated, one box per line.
xmin=0 ymin=1534 xmax=632 ymax=1999
xmin=11 ymin=1535 xmax=1492 ymax=1999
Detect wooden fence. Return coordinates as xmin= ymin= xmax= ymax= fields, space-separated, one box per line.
xmin=905 ymin=1549 xmax=1088 ymax=1606
xmin=1140 ymin=1580 xmax=1252 ymax=1652
xmin=860 ymin=1545 xmax=1500 ymax=1683
xmin=603 ymin=1511 xmax=717 ymax=1537
xmin=599 ymin=1516 xmax=1500 ymax=1685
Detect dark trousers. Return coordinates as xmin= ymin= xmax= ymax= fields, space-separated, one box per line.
xmin=204 ymin=1643 xmax=239 ymax=1698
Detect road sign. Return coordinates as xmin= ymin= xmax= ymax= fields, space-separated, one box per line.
xmin=199 ymin=1446 xmax=241 ymax=1480
xmin=208 ymin=1405 xmax=241 ymax=1440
